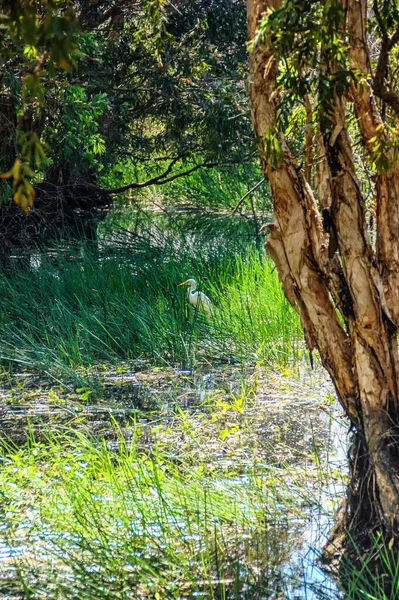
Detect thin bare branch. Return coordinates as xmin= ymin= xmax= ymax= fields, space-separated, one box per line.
xmin=304 ymin=94 xmax=313 ymax=183
xmin=232 ymin=178 xmax=265 ymax=215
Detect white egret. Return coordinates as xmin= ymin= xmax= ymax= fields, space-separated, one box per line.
xmin=178 ymin=278 xmax=212 ymax=316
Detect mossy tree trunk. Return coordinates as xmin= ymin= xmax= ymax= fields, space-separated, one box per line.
xmin=247 ymin=0 xmax=399 ymax=544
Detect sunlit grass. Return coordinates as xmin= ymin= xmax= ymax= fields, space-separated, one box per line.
xmin=0 ymin=202 xmax=342 ymax=598
xmin=0 ymin=388 xmax=338 ymax=599
xmin=0 ymin=217 xmax=301 ymax=381
xmin=208 ymin=248 xmax=301 ymax=366
xmin=161 ymin=163 xmax=269 ymax=211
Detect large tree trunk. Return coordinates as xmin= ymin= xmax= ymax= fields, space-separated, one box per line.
xmin=247 ymin=0 xmax=399 ymax=559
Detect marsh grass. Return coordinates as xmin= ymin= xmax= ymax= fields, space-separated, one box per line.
xmin=0 ymin=201 xmax=337 ymax=598
xmin=0 ymin=214 xmax=301 ymax=382
xmin=0 ymin=388 xmax=340 ymax=599
xmin=325 ymin=532 xmax=399 ymax=600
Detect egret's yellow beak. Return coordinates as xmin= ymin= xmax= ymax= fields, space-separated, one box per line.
xmin=178 ymin=281 xmax=190 ymax=287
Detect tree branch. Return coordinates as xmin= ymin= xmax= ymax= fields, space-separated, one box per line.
xmin=347 ymin=0 xmax=399 ymax=325
xmin=372 ymin=19 xmax=399 ymax=115
xmin=232 ymin=178 xmax=265 ymax=215
xmin=92 ymin=160 xmax=227 ymax=195
xmin=373 ymin=0 xmax=388 ymax=42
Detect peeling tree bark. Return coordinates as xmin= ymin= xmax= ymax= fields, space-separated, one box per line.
xmin=247 ymin=0 xmax=399 ymax=542
xmin=347 ymin=0 xmax=399 ymax=326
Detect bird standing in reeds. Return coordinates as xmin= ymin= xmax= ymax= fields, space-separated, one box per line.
xmin=178 ymin=279 xmax=212 ymax=316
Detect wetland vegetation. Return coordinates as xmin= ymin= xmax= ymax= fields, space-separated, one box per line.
xmin=0 ymin=179 xmax=348 ymax=598
xmin=3 ymin=1 xmax=399 ymax=597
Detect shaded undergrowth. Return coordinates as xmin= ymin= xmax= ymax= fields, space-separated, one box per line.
xmin=323 ymin=530 xmax=399 ymax=600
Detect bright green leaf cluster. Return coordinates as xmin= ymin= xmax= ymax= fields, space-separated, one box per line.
xmin=367 ymin=124 xmax=399 ymax=174
xmin=252 ymin=0 xmax=353 ymax=132
xmin=0 ymin=0 xmax=80 ymax=208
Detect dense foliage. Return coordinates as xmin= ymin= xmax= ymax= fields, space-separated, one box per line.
xmin=0 ymin=0 xmax=251 ymax=214
xmin=0 ymin=0 xmax=80 ymax=209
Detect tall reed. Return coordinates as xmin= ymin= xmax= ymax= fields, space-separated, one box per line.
xmin=0 ymin=415 xmax=330 ymax=599
xmin=0 ymin=214 xmax=300 ymax=380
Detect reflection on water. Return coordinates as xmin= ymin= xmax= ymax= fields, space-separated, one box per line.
xmin=0 ymin=363 xmax=347 ymax=598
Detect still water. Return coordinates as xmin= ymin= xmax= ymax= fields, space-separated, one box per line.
xmin=0 ymin=363 xmax=347 ymax=599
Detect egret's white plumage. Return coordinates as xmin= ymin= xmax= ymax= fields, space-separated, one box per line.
xmin=178 ymin=278 xmax=211 ymax=315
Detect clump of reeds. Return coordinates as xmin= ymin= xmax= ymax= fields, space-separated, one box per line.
xmin=0 ymin=214 xmax=300 ymax=381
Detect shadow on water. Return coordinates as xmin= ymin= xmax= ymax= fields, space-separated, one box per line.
xmin=0 ymin=362 xmax=348 ymax=599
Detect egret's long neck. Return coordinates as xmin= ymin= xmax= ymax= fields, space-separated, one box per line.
xmin=189 ymin=281 xmax=197 ymax=294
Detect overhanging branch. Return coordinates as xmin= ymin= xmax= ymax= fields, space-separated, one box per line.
xmin=91 ymin=158 xmax=247 ymax=195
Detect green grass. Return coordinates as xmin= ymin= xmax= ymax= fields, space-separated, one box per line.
xmin=0 ymin=205 xmax=328 ymax=598
xmin=161 ymin=163 xmax=270 ymax=211
xmin=101 ymin=160 xmax=270 ymax=213
xmin=0 ymin=395 xmax=335 ymax=600
xmin=327 ymin=532 xmax=399 ymax=600
xmin=0 ymin=214 xmax=301 ymax=381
